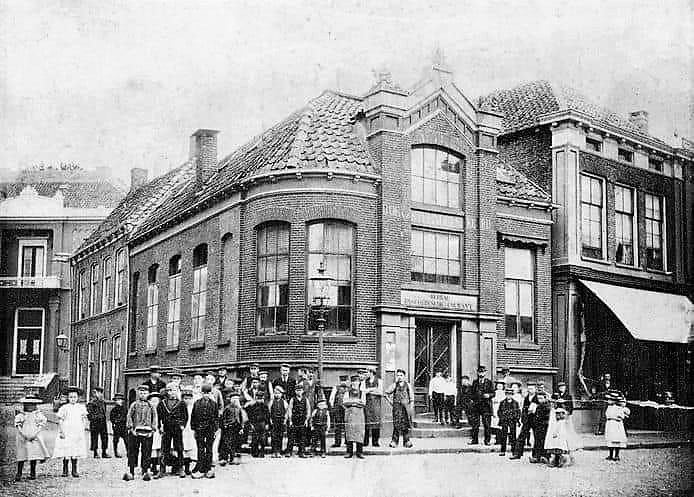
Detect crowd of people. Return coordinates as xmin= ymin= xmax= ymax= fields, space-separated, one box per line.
xmin=12 ymin=363 xmax=631 ymax=482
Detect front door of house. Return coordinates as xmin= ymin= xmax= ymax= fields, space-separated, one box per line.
xmin=14 ymin=308 xmax=44 ymax=375
xmin=414 ymin=321 xmax=451 ymax=412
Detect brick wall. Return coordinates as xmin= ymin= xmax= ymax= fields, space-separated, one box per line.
xmin=498 ymin=127 xmax=553 ymax=193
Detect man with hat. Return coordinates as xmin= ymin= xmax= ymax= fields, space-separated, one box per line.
xmin=215 ymin=367 xmax=229 ymax=389
xmin=329 ymin=375 xmax=349 ymax=447
xmin=363 ymin=366 xmax=383 ymax=447
xmin=241 ymin=362 xmax=261 ymax=394
xmin=110 ymin=393 xmax=128 ymax=458
xmin=497 ymin=387 xmax=521 ymax=456
xmin=385 ymin=369 xmax=414 ymax=448
xmin=273 ymin=363 xmax=296 ymax=401
xmin=468 ymin=365 xmax=495 ymax=445
xmin=552 ymin=382 xmax=574 ymax=415
xmin=144 ymin=365 xmax=167 ymax=397
xmin=511 ymin=380 xmax=539 ymax=459
xmin=124 ymin=384 xmax=158 ymax=481
xmin=258 ymin=370 xmax=271 ymax=398
xmin=498 ymin=366 xmax=519 ymax=389
xmin=169 ymin=370 xmax=184 ymax=399
xmin=87 ymin=386 xmax=109 ymax=458
xmin=190 ymin=383 xmax=218 ymax=478
xmin=286 ymin=382 xmax=311 ymax=457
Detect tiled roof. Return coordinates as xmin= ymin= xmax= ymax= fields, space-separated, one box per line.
xmin=133 ymin=91 xmax=376 ymax=239
xmin=496 ymin=161 xmax=551 ymax=203
xmin=76 ymin=162 xmax=195 ymax=254
xmin=0 ymin=180 xmax=125 ymax=209
xmin=478 ymin=80 xmax=669 ymax=147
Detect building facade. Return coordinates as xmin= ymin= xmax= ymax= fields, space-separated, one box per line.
xmin=480 ymin=81 xmax=694 ymax=404
xmin=0 ymin=168 xmax=124 ymax=401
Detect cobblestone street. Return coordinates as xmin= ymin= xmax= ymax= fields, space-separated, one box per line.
xmin=0 ymin=448 xmax=690 ymax=497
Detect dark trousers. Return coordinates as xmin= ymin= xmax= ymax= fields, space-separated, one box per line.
xmin=90 ymin=421 xmax=108 ymax=453
xmin=469 ymin=409 xmax=491 ymax=443
xmin=251 ymin=424 xmax=267 ymax=456
xmin=220 ymin=425 xmax=243 ymax=460
xmin=161 ymin=428 xmax=183 ymax=470
xmin=127 ymin=434 xmax=152 ymax=472
xmin=271 ymin=424 xmax=285 ymax=453
xmin=346 ymin=442 xmax=363 ymax=455
xmin=113 ymin=429 xmax=127 ymax=455
xmin=499 ymin=422 xmax=517 ymax=453
xmin=391 ymin=427 xmax=410 ymax=445
xmin=286 ymin=425 xmax=307 ymax=455
xmin=513 ymin=421 xmax=532 ymax=456
xmin=332 ymin=408 xmax=344 ymax=446
xmin=312 ymin=427 xmax=327 ymax=454
xmin=531 ymin=426 xmax=548 ymax=459
xmin=194 ymin=429 xmax=215 ymax=473
xmin=444 ymin=396 xmax=456 ymax=423
xmin=363 ymin=427 xmax=380 ymax=446
xmin=431 ymin=392 xmax=444 ymax=420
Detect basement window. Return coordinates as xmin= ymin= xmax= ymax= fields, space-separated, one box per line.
xmin=618 ymin=148 xmax=633 ymax=163
xmin=586 ymin=138 xmax=602 ymax=153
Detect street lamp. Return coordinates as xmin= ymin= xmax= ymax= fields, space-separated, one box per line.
xmin=311 ymin=260 xmax=335 ymax=382
xmin=56 ymin=331 xmax=69 ymax=350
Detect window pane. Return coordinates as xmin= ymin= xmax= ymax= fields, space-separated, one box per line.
xmin=307 ymin=254 xmax=323 ymax=280
xmin=278 ymin=226 xmax=289 ymax=253
xmin=581 ymin=175 xmax=591 ymax=203
xmin=411 ymin=230 xmax=423 ymax=255
xmin=411 ymin=148 xmax=424 ymax=177
xmin=412 ymin=178 xmax=423 ymax=203
xmin=505 ymin=248 xmax=532 ymax=280
xmin=411 ymin=255 xmax=423 ymax=273
xmin=448 ymin=235 xmax=459 ymax=260
xmin=308 ymin=223 xmax=323 ymax=252
xmin=505 ymin=314 xmax=518 ymax=339
xmin=423 ymin=232 xmax=436 ymax=254
xmin=423 ymin=179 xmax=436 ymax=204
xmin=504 ymin=281 xmax=517 ymax=314
xmin=435 ymin=233 xmax=447 ymax=258
xmin=338 ymin=285 xmax=351 ymax=306
xmin=436 ymin=258 xmax=448 ymax=277
xmin=447 ymin=183 xmax=459 ymax=208
xmin=423 ymin=148 xmax=436 ymax=178
xmin=18 ymin=309 xmax=43 ymax=328
xmin=520 ymin=316 xmax=533 ymax=340
xmin=435 ymin=180 xmax=447 ymax=205
xmin=448 ymin=260 xmax=460 ymax=278
xmin=519 ymin=282 xmax=533 ymax=316
xmin=337 ymin=308 xmax=350 ymax=331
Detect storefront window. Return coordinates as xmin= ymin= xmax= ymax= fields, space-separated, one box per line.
xmin=411 ymin=229 xmax=460 ymax=284
xmin=256 ymin=223 xmax=289 ymax=335
xmin=411 ymin=146 xmax=462 ymax=208
xmin=504 ymin=247 xmax=534 ymax=342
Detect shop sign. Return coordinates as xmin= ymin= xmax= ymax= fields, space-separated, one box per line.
xmin=401 ymin=290 xmax=478 ymax=312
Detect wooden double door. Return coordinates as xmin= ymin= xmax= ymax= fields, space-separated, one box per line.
xmin=413 ymin=321 xmax=453 ymax=411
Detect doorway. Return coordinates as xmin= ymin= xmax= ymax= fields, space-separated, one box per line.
xmin=414 ymin=320 xmax=452 ymax=411
xmin=13 ymin=308 xmax=44 ymax=375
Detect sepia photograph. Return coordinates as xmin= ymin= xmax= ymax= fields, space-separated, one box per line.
xmin=0 ymin=1 xmax=692 ymax=496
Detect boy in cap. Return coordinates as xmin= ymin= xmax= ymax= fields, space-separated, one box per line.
xmin=87 ymin=386 xmax=109 ymax=458
xmin=147 ymin=391 xmax=163 ymax=477
xmin=191 ymin=384 xmax=219 ymax=478
xmin=109 ymin=393 xmax=128 ymax=458
xmin=428 ymin=369 xmax=446 ymax=424
xmin=497 ymin=387 xmax=521 ymax=456
xmin=385 ymin=369 xmax=414 ymax=448
xmin=456 ymin=375 xmax=473 ymax=428
xmin=269 ymin=385 xmax=288 ymax=457
xmin=157 ymin=383 xmax=188 ymax=477
xmin=215 ymin=367 xmax=228 ymax=388
xmin=286 ymin=382 xmax=311 ymax=457
xmin=124 ymin=385 xmax=158 ymax=481
xmin=329 ymin=375 xmax=349 ymax=447
xmin=246 ymin=390 xmax=271 ymax=458
xmin=220 ymin=390 xmax=247 ymax=465
xmin=443 ymin=371 xmax=457 ymax=425
xmin=310 ymin=397 xmax=331 ymax=458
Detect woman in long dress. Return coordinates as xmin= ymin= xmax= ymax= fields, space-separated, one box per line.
xmin=53 ymin=386 xmax=88 ymax=477
xmin=342 ymin=375 xmax=366 ymax=459
xmin=15 ymin=394 xmax=50 ymax=481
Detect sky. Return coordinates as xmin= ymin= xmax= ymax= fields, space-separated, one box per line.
xmin=1 ymin=0 xmax=692 ymax=183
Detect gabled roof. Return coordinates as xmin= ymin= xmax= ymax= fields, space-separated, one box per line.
xmin=75 ymin=161 xmax=195 ymax=256
xmin=496 ymin=160 xmax=551 ymax=203
xmin=477 ymin=80 xmax=670 ymax=148
xmin=0 ymin=180 xmax=125 ymax=209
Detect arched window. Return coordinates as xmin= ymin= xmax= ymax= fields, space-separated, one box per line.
xmin=167 ymin=255 xmax=182 ymax=347
xmin=102 ymin=257 xmax=112 ymax=311
xmin=191 ymin=244 xmax=208 ymax=343
xmin=410 ymin=145 xmax=462 ymax=208
xmin=115 ymin=249 xmax=127 ymax=306
xmin=256 ymin=223 xmax=289 ymax=335
xmin=146 ymin=264 xmax=159 ymax=352
xmin=90 ymin=263 xmax=99 ymax=316
xmin=75 ymin=343 xmax=84 ymax=391
xmin=219 ymin=234 xmax=234 ymax=341
xmin=128 ymin=271 xmax=139 ymax=353
xmin=307 ymin=221 xmax=354 ymax=335
xmin=98 ymin=338 xmax=108 ymax=394
xmin=110 ymin=335 xmax=121 ymax=397
xmin=77 ymin=269 xmax=87 ymax=319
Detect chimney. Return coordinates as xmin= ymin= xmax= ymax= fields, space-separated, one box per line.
xmin=628 ymin=110 xmax=649 ymax=133
xmin=130 ymin=167 xmax=148 ymax=191
xmin=190 ymin=129 xmax=220 ymax=187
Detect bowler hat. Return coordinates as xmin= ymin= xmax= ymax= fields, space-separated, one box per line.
xmin=259 ymin=370 xmax=269 ymax=376
xmin=93 ymin=386 xmax=104 ymax=393
xmin=181 ymin=389 xmax=193 ymax=398
xmin=339 ymin=375 xmax=348 ymax=381
xmin=557 ymin=381 xmax=567 ymax=388
xmin=350 ymin=374 xmax=360 ymax=382
xmin=505 ymin=388 xmax=514 ymax=394
xmin=477 ymin=365 xmax=487 ymax=373
xmin=147 ymin=391 xmax=161 ymax=400
xmin=396 ymin=368 xmax=406 ymax=375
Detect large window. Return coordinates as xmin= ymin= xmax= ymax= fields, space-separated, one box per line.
xmin=191 ymin=244 xmax=208 ymax=342
xmin=645 ymin=194 xmax=665 ymax=271
xmin=307 ymin=221 xmax=354 ymax=335
xmin=146 ymin=264 xmax=159 ymax=352
xmin=504 ymin=247 xmax=534 ymax=342
xmin=75 ymin=343 xmax=84 ymax=391
xmin=410 ymin=146 xmax=462 ymax=208
xmin=615 ymin=185 xmax=636 ymax=266
xmin=166 ymin=256 xmax=182 ymax=347
xmin=89 ymin=263 xmax=99 ymax=316
xmin=102 ymin=257 xmax=112 ymax=311
xmin=19 ymin=241 xmax=46 ymax=278
xmin=78 ymin=270 xmax=87 ymax=319
xmin=128 ymin=272 xmax=139 ymax=353
xmin=581 ymin=174 xmax=604 ymax=259
xmin=98 ymin=338 xmax=107 ymax=392
xmin=256 ymin=224 xmax=289 ymax=335
xmin=411 ymin=229 xmax=461 ymax=285
xmin=87 ymin=340 xmax=95 ymax=399
xmin=110 ymin=335 xmax=120 ymax=398
xmin=115 ymin=249 xmax=126 ymax=306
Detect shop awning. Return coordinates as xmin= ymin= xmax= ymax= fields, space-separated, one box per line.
xmin=580 ymin=279 xmax=694 ymax=344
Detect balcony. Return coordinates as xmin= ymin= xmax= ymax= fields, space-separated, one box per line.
xmin=0 ymin=276 xmax=62 ymax=289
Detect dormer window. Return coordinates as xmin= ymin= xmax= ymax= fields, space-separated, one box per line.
xmin=618 ymin=148 xmax=633 ymax=163
xmin=648 ymin=157 xmax=663 ymax=172
xmin=411 ymin=146 xmax=462 ymax=209
xmin=586 ymin=138 xmax=602 ymax=153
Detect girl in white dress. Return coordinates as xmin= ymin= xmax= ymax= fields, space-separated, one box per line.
xmin=604 ymin=392 xmax=629 ymax=461
xmin=490 ymin=380 xmax=506 ymax=444
xmin=54 ymin=387 xmax=88 ymax=477
xmin=15 ymin=394 xmax=50 ymax=481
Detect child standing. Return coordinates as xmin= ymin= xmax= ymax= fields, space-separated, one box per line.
xmin=443 ymin=373 xmax=457 ymax=425
xmin=269 ymin=386 xmax=288 ymax=458
xmin=220 ymin=391 xmax=247 ymax=465
xmin=246 ymin=390 xmax=270 ymax=458
xmin=109 ymin=393 xmax=128 ymax=458
xmin=428 ymin=370 xmax=446 ymax=424
xmin=529 ymin=391 xmax=551 ymax=464
xmin=53 ymin=386 xmax=87 ymax=477
xmin=157 ymin=384 xmax=188 ymax=478
xmin=604 ymin=392 xmax=630 ymax=461
xmin=180 ymin=388 xmax=197 ymax=476
xmin=86 ymin=386 xmax=109 ymax=458
xmin=456 ymin=375 xmax=472 ymax=427
xmin=286 ymin=383 xmax=311 ymax=458
xmin=491 ymin=379 xmax=506 ymax=444
xmin=14 ymin=394 xmax=50 ymax=481
xmin=190 ymin=383 xmax=218 ymax=479
xmin=497 ymin=388 xmax=520 ymax=457
xmin=124 ymin=385 xmax=158 ymax=482
xmin=310 ymin=397 xmax=331 ymax=458
xmin=147 ymin=391 xmax=163 ymax=477
xmin=544 ymin=406 xmax=580 ymax=467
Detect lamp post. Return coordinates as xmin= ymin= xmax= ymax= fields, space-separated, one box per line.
xmin=311 ymin=260 xmax=334 ymax=382
xmin=56 ymin=331 xmax=69 ymax=351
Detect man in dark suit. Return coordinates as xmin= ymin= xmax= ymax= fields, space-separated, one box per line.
xmin=468 ymin=365 xmax=495 ymax=445
xmin=510 ymin=381 xmax=539 ymax=459
xmin=143 ymin=365 xmax=167 ymax=398
xmin=272 ymin=363 xmax=296 ymax=401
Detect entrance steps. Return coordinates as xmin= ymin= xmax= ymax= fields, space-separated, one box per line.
xmin=412 ymin=412 xmax=472 ymax=438
xmin=0 ymin=375 xmax=40 ymax=404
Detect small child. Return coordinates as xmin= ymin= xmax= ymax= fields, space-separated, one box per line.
xmin=442 ymin=373 xmax=457 ymax=425
xmin=124 ymin=385 xmax=158 ymax=481
xmin=109 ymin=393 xmax=128 ymax=458
xmin=428 ymin=370 xmax=446 ymax=424
xmin=497 ymin=388 xmax=520 ymax=456
xmin=457 ymin=375 xmax=472 ymax=426
xmin=269 ymin=386 xmax=288 ymax=457
xmin=491 ymin=379 xmax=506 ymax=444
xmin=15 ymin=394 xmax=50 ymax=481
xmin=604 ymin=392 xmax=630 ymax=461
xmin=544 ymin=407 xmax=580 ymax=467
xmin=147 ymin=391 xmax=162 ymax=477
xmin=246 ymin=390 xmax=270 ymax=458
xmin=54 ymin=386 xmax=88 ymax=477
xmin=310 ymin=397 xmax=331 ymax=458
xmin=220 ymin=391 xmax=247 ymax=466
xmin=157 ymin=383 xmax=188 ymax=478
xmin=530 ymin=391 xmax=551 ymax=464
xmin=180 ymin=388 xmax=197 ymax=476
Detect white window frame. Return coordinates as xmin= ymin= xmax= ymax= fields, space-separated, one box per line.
xmin=645 ymin=193 xmax=668 ymax=272
xmin=17 ymin=238 xmax=48 ymax=278
xmin=166 ymin=270 xmax=182 ymax=348
xmin=77 ymin=269 xmax=87 ymax=319
xmin=75 ymin=343 xmax=84 ymax=391
xmin=89 ymin=263 xmax=99 ymax=316
xmin=12 ymin=307 xmax=45 ymax=375
xmin=110 ymin=335 xmax=121 ymax=398
xmin=102 ymin=257 xmax=112 ymax=311
xmin=191 ymin=246 xmax=208 ymax=343
xmin=87 ymin=340 xmax=95 ymax=401
xmin=146 ymin=281 xmax=159 ymax=352
xmin=98 ymin=338 xmax=108 ymax=392
xmin=115 ymin=249 xmax=126 ymax=307
xmin=614 ymin=184 xmax=638 ymax=267
xmin=503 ymin=248 xmax=535 ymax=343
xmin=580 ymin=172 xmax=607 ymax=261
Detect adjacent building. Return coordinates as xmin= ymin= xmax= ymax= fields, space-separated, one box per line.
xmin=0 ymin=167 xmax=124 ymax=402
